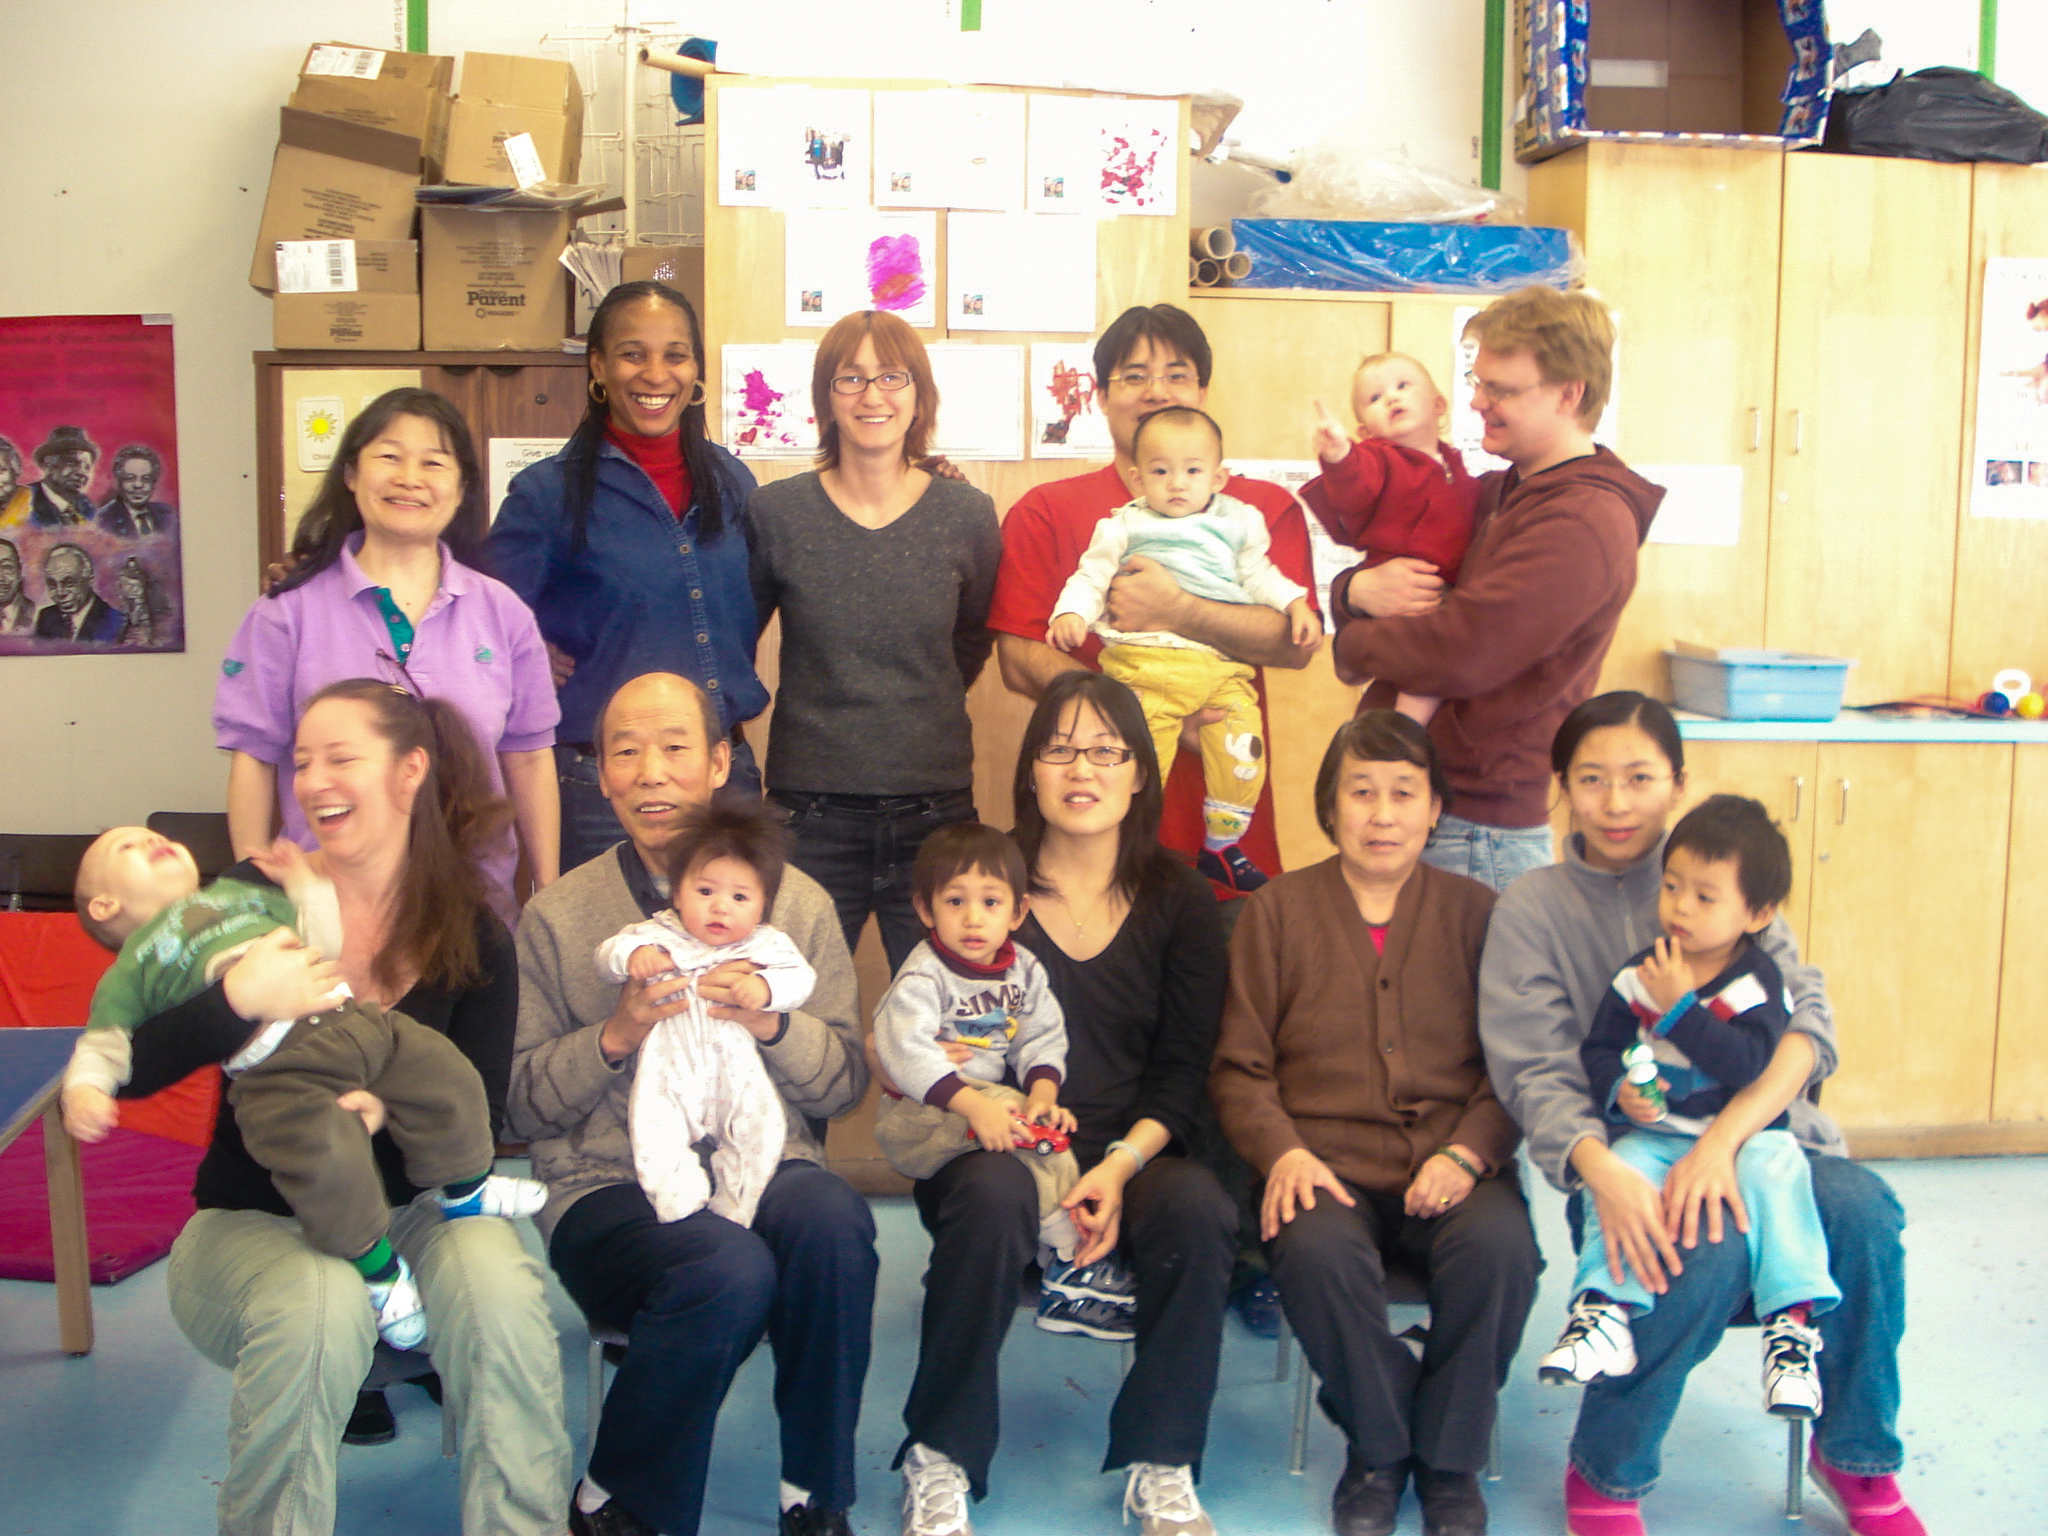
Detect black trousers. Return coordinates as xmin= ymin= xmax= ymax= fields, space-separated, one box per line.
xmin=1267 ymin=1174 xmax=1538 ymax=1474
xmin=770 ymin=787 xmax=975 ymax=974
xmin=897 ymin=1148 xmax=1236 ymax=1497
xmin=550 ymin=1162 xmax=878 ymax=1534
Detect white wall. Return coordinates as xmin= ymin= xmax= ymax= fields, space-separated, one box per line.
xmin=1 ymin=0 xmax=1492 ymax=836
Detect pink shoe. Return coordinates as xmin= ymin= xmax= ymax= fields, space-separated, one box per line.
xmin=1564 ymin=1466 xmax=1645 ymax=1536
xmin=1809 ymin=1448 xmax=1927 ymax=1536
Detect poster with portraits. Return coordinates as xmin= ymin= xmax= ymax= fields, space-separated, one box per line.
xmin=0 ymin=314 xmax=184 ymax=656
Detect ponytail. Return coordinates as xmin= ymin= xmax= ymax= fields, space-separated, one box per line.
xmin=304 ymin=679 xmax=512 ymax=992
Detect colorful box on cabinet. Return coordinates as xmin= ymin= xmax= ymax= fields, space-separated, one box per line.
xmin=1514 ymin=0 xmax=1833 ymax=164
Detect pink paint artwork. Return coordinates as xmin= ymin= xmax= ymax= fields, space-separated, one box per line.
xmin=1039 ymin=362 xmax=1095 ymax=445
xmin=866 ymin=233 xmax=928 ymax=313
xmin=1101 ymin=125 xmax=1168 ymax=210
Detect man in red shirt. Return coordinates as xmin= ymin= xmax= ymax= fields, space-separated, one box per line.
xmin=990 ymin=305 xmax=1320 ymax=888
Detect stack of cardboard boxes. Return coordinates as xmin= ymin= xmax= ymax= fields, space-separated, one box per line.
xmin=254 ymin=45 xmax=590 ymax=352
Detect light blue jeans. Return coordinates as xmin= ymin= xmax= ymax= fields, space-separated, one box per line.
xmin=1420 ymin=813 xmax=1555 ymax=893
xmin=1571 ymin=1128 xmax=1841 ymax=1320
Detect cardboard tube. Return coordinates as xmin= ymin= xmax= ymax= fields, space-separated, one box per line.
xmin=1223 ymin=251 xmax=1252 ymax=279
xmin=1188 ymin=256 xmax=1199 ymax=282
xmin=1190 ymin=225 xmax=1235 ymax=260
xmin=1193 ymin=257 xmax=1222 ymax=288
xmin=639 ymin=47 xmax=717 ymax=79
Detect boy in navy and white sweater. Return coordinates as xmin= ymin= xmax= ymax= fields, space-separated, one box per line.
xmin=1540 ymin=795 xmax=1840 ymax=1420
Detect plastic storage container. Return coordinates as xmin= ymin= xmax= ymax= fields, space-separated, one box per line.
xmin=1227 ymin=219 xmax=1576 ymax=295
xmin=1666 ymin=648 xmax=1852 ymax=722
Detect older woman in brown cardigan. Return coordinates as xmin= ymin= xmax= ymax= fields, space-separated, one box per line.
xmin=1211 ymin=711 xmax=1538 ymax=1536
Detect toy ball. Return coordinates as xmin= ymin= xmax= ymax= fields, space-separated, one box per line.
xmin=2018 ymin=693 xmax=2046 ymax=720
xmin=1979 ymin=690 xmax=2013 ymax=716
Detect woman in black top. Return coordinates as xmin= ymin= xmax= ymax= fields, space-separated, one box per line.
xmin=893 ymin=670 xmax=1236 ymax=1536
xmin=122 ymin=680 xmax=570 ymax=1536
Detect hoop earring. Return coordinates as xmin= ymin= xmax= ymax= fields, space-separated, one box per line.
xmin=688 ymin=382 xmax=707 ymax=408
xmin=588 ymin=380 xmax=608 ymax=406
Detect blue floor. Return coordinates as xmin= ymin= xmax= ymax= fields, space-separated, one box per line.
xmin=2 ymin=1157 xmax=2044 ymax=1535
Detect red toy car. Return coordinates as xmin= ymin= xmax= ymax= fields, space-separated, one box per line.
xmin=967 ymin=1114 xmax=1070 ymax=1157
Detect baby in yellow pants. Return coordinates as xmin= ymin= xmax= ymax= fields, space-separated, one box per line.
xmin=1050 ymin=406 xmax=1318 ymax=890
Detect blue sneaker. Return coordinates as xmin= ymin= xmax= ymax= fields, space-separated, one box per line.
xmin=1042 ymin=1253 xmax=1138 ymax=1305
xmin=1035 ymin=1289 xmax=1136 ymax=1342
xmin=437 ymin=1174 xmax=548 ymax=1220
xmin=1230 ymin=1276 xmax=1284 ymax=1339
xmin=1197 ymin=844 xmax=1268 ymax=893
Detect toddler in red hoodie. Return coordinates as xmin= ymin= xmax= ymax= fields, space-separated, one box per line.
xmin=1302 ymin=353 xmax=1479 ymax=724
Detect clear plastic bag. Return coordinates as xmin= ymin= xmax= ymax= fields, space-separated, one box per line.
xmin=1249 ymin=142 xmax=1526 ymax=225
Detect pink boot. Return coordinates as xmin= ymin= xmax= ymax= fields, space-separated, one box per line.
xmin=1564 ymin=1466 xmax=1645 ymax=1536
xmin=1809 ymin=1447 xmax=1927 ymax=1536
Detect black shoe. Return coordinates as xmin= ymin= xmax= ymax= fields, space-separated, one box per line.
xmin=411 ymin=1369 xmax=443 ymax=1406
xmin=1414 ymin=1465 xmax=1488 ymax=1536
xmin=779 ymin=1504 xmax=853 ymax=1536
xmin=342 ymin=1389 xmax=396 ymax=1446
xmin=569 ymin=1494 xmax=661 ymax=1536
xmin=1332 ymin=1452 xmax=1408 ymax=1536
xmin=1229 ymin=1275 xmax=1284 ymax=1339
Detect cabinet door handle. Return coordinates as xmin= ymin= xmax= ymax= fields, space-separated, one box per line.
xmin=1836 ymin=778 xmax=1850 ymax=825
xmin=1791 ymin=409 xmax=1804 ymax=454
xmin=1790 ymin=775 xmax=1804 ymax=822
xmin=1749 ymin=407 xmax=1762 ymax=453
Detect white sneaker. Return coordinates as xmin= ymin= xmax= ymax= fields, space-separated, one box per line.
xmin=1123 ymin=1463 xmax=1215 ymax=1536
xmin=1538 ymin=1293 xmax=1636 ymax=1384
xmin=367 ymin=1255 xmax=427 ymax=1350
xmin=1761 ymin=1313 xmax=1825 ymax=1419
xmin=437 ymin=1174 xmax=548 ymax=1219
xmin=901 ymin=1443 xmax=973 ymax=1536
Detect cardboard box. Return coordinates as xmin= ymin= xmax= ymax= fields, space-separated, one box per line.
xmin=1514 ymin=0 xmax=1832 ymax=164
xmin=622 ymin=242 xmax=706 ymax=318
xmin=272 ymin=240 xmax=420 ymax=350
xmin=248 ymin=108 xmax=423 ymax=292
xmin=444 ymin=53 xmax=584 ymax=186
xmin=421 ymin=206 xmax=571 ymax=350
xmin=288 ymin=43 xmax=452 ymax=179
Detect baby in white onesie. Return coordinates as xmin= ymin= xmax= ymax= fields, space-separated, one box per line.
xmin=595 ymin=802 xmax=815 ymax=1228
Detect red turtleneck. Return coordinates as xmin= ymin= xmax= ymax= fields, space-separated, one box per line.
xmin=606 ymin=421 xmax=694 ymax=519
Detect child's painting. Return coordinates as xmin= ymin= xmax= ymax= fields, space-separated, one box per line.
xmin=720 ymin=344 xmax=819 ymax=458
xmin=716 ymin=85 xmax=871 ymax=210
xmin=1099 ymin=98 xmax=1177 ymax=216
xmin=0 ymin=314 xmax=184 ymax=658
xmin=783 ymin=211 xmax=937 ymax=330
xmin=1029 ymin=342 xmax=1113 ymax=460
xmin=1971 ymin=257 xmax=2048 ymax=521
xmin=1027 ymin=94 xmax=1177 ymax=217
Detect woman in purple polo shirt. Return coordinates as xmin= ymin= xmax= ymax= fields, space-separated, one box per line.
xmin=217 ymin=388 xmax=559 ymax=920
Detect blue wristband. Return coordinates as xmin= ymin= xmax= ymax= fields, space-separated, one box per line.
xmin=1651 ymin=991 xmax=1698 ymax=1038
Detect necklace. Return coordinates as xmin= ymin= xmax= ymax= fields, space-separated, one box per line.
xmin=1045 ymin=881 xmax=1121 ymax=942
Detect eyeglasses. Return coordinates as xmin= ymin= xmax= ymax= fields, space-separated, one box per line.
xmin=1109 ymin=367 xmax=1198 ymax=391
xmin=1464 ymin=371 xmax=1545 ymax=405
xmin=1569 ymin=771 xmax=1675 ymax=797
xmin=1035 ymin=745 xmax=1136 ymax=767
xmin=829 ymin=370 xmax=911 ymax=396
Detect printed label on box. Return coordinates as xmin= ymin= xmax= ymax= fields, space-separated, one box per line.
xmin=502 ymin=132 xmax=547 ymax=191
xmin=275 ymin=240 xmax=359 ymax=295
xmin=305 ymin=46 xmax=383 ymax=79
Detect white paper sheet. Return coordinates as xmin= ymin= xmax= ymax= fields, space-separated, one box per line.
xmin=1449 ymin=304 xmax=1620 ymax=473
xmin=1025 ymin=94 xmax=1101 ymax=214
xmin=488 ymin=438 xmax=568 ymax=522
xmin=716 ymin=85 xmax=871 ymax=210
xmin=946 ymin=212 xmax=1098 ymax=335
xmin=1026 ymin=93 xmax=1177 ymax=216
xmin=1227 ymin=458 xmax=1347 ymax=617
xmin=784 ymin=211 xmax=937 ymax=330
xmin=1637 ymin=464 xmax=1743 ymax=546
xmin=1028 ymin=342 xmax=1113 ymax=459
xmin=721 ymin=344 xmax=820 ymax=458
xmin=873 ymin=90 xmax=1025 ymax=212
xmin=1970 ymin=256 xmax=2048 ymax=520
xmin=926 ymin=344 xmax=1025 ymax=461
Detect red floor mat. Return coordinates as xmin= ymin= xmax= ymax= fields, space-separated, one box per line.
xmin=0 ymin=1125 xmax=200 ymax=1283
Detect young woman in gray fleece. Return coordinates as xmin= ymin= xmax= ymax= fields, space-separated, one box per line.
xmin=1476 ymin=690 xmax=1921 ymax=1536
xmin=748 ymin=309 xmax=1001 ymax=973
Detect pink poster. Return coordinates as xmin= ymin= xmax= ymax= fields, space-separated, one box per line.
xmin=0 ymin=314 xmax=184 ymax=657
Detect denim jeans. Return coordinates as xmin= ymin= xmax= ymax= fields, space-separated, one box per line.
xmin=1568 ymin=1151 xmax=1907 ymax=1498
xmin=769 ymin=787 xmax=976 ymax=974
xmin=1420 ymin=813 xmax=1555 ymax=893
xmin=556 ymin=737 xmax=764 ymax=878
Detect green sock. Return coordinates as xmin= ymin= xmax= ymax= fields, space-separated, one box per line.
xmin=352 ymin=1238 xmax=400 ymax=1284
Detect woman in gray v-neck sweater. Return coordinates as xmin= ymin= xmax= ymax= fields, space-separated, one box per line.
xmin=748 ymin=311 xmax=1001 ymax=971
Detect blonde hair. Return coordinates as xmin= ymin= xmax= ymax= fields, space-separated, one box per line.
xmin=1463 ymin=288 xmax=1616 ymax=428
xmin=1351 ymin=352 xmax=1449 ymax=431
xmin=810 ymin=311 xmax=938 ymax=470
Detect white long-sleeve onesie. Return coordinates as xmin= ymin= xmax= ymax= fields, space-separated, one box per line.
xmin=596 ymin=913 xmax=816 ymax=1227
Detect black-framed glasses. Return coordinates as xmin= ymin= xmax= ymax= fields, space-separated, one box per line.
xmin=828 ymin=370 xmax=912 ymax=396
xmin=1035 ymin=745 xmax=1135 ymax=767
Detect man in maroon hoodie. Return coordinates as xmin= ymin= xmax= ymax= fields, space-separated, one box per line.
xmin=1331 ymin=287 xmax=1664 ymax=891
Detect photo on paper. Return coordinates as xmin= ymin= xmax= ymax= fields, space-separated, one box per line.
xmin=890 ymin=172 xmax=913 ymax=194
xmin=804 ymin=127 xmax=849 ymax=182
xmin=720 ymin=345 xmax=819 ymax=459
xmin=1029 ymin=343 xmax=1112 ymax=460
xmin=1043 ymin=177 xmax=1064 ymax=200
xmin=962 ymin=294 xmax=984 ymax=317
xmin=1970 ymin=257 xmax=2048 ymax=520
xmin=0 ymin=314 xmax=185 ymax=657
xmin=926 ymin=344 xmax=1024 ymax=462
xmin=734 ymin=169 xmax=757 ymax=192
xmin=801 ymin=290 xmax=823 ymax=314
xmin=1026 ymin=94 xmax=1100 ymax=215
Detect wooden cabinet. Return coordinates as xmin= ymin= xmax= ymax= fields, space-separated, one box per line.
xmin=1677 ymin=740 xmax=1817 ymax=951
xmin=1994 ymin=745 xmax=2048 ymax=1122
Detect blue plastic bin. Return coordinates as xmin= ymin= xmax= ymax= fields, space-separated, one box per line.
xmin=1665 ymin=649 xmax=1852 ymax=722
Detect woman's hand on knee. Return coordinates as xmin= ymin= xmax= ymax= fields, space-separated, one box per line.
xmin=1261 ymin=1148 xmax=1355 ymax=1242
xmin=1661 ymin=1132 xmax=1750 ymax=1249
xmin=1580 ymin=1144 xmax=1682 ymax=1295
